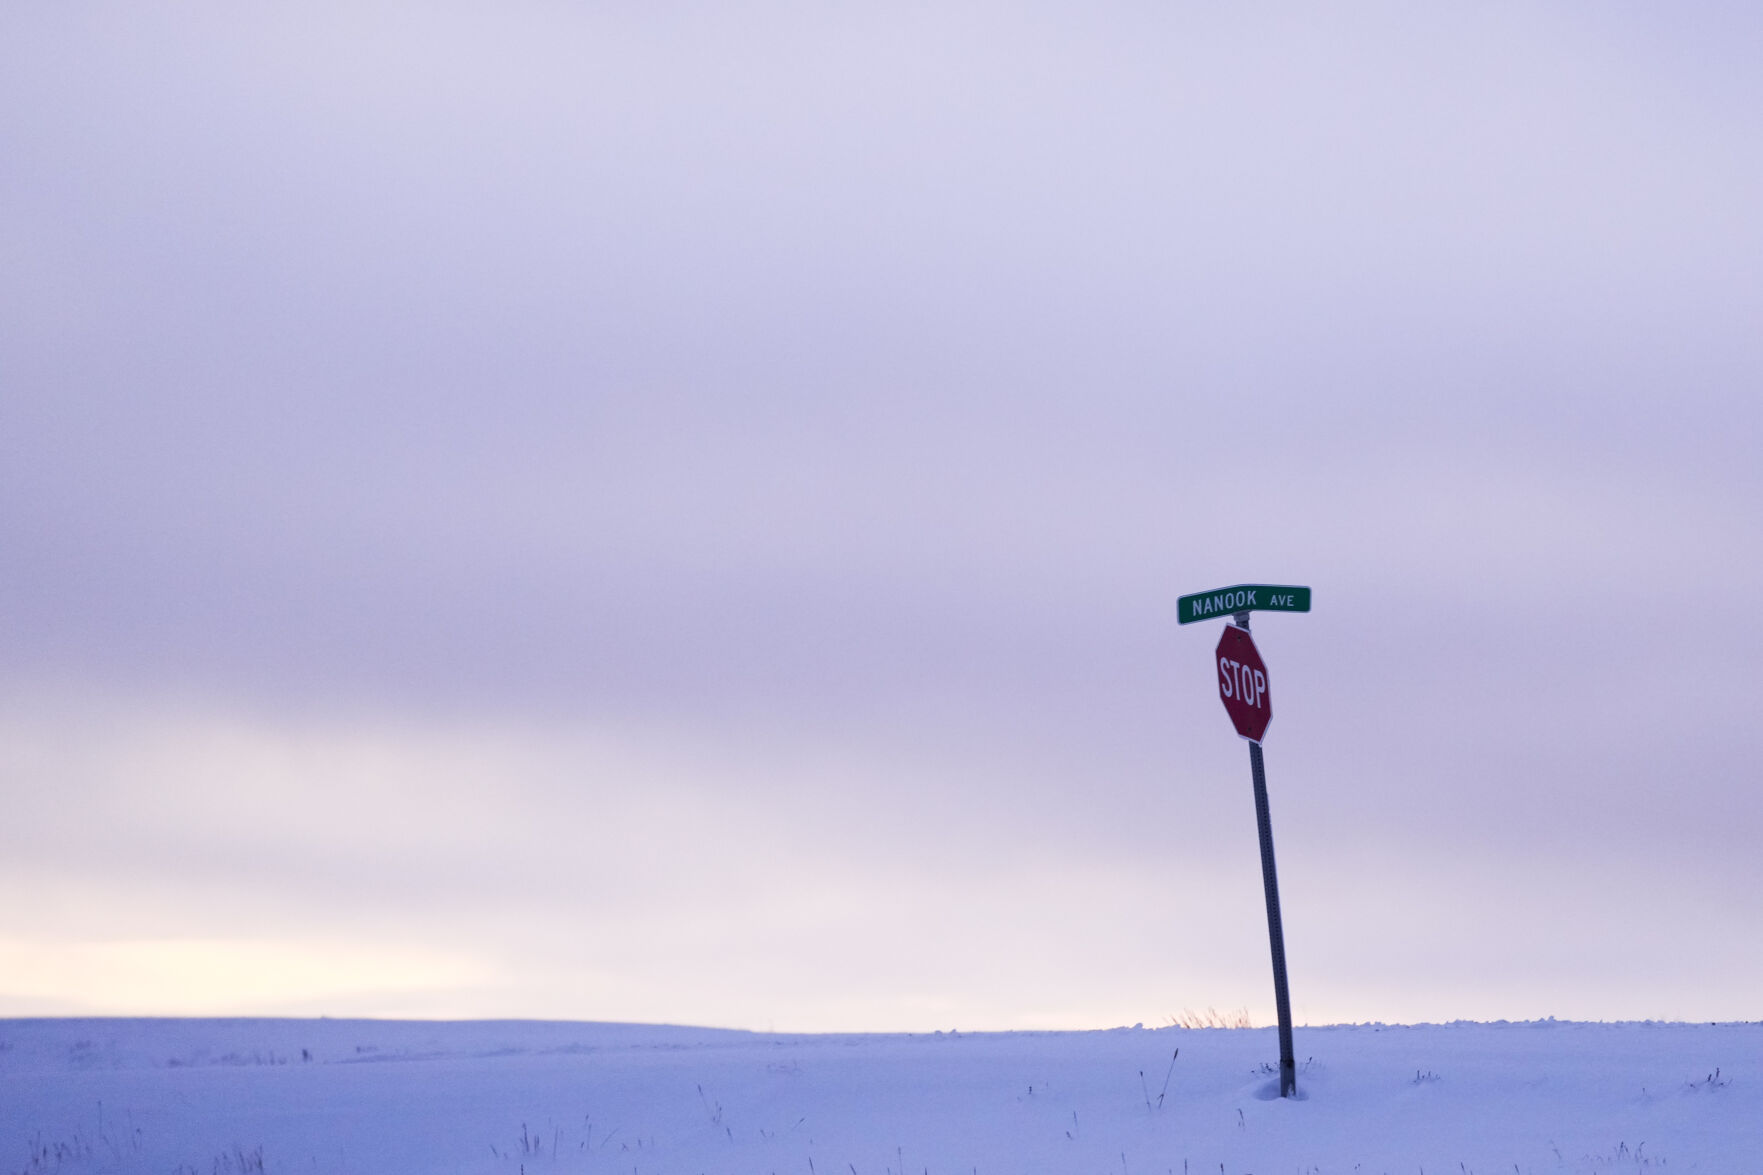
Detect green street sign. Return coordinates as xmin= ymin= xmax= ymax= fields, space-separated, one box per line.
xmin=1177 ymin=584 xmax=1311 ymax=624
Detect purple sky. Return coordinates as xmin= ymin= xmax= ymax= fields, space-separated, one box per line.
xmin=3 ymin=5 xmax=1760 ymax=1029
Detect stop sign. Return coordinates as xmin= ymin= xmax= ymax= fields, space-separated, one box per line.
xmin=1216 ymin=624 xmax=1272 ymax=742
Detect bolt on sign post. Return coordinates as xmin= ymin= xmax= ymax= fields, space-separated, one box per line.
xmin=1177 ymin=583 xmax=1311 ymax=1098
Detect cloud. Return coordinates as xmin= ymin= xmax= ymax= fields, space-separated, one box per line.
xmin=2 ymin=4 xmax=1761 ymax=1026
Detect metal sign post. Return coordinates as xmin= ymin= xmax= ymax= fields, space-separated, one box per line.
xmin=1236 ymin=612 xmax=1296 ymax=1098
xmin=1179 ymin=584 xmax=1309 ymax=1099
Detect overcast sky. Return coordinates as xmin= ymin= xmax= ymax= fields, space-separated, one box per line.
xmin=3 ymin=4 xmax=1760 ymax=1031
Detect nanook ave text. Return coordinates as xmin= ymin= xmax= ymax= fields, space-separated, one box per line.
xmin=1184 ymin=587 xmax=1303 ymax=622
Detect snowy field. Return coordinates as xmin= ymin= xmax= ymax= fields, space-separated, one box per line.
xmin=2 ymin=1018 xmax=1757 ymax=1175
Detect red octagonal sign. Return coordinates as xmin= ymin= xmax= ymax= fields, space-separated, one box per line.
xmin=1216 ymin=624 xmax=1272 ymax=743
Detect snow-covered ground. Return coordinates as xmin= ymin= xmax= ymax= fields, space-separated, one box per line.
xmin=2 ymin=1018 xmax=1757 ymax=1174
